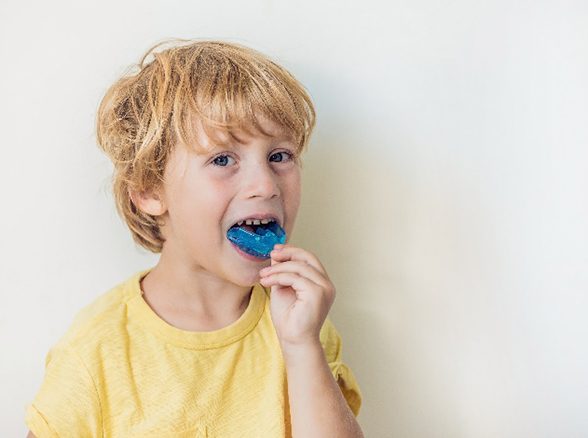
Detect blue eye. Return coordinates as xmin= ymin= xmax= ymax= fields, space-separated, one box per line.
xmin=212 ymin=154 xmax=235 ymax=167
xmin=211 ymin=151 xmax=295 ymax=167
xmin=269 ymin=151 xmax=294 ymax=163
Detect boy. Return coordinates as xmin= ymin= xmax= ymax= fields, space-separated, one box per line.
xmin=25 ymin=39 xmax=363 ymax=437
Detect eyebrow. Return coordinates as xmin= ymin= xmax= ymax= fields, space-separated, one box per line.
xmin=206 ymin=136 xmax=297 ymax=152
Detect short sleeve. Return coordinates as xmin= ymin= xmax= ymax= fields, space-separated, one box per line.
xmin=319 ymin=318 xmax=363 ymax=417
xmin=25 ymin=343 xmax=102 ymax=437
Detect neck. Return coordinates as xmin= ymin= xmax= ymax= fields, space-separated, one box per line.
xmin=139 ymin=252 xmax=253 ymax=332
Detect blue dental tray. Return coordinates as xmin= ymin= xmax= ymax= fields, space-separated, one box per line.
xmin=227 ymin=221 xmax=286 ymax=259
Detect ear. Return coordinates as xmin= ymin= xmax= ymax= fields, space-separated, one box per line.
xmin=129 ymin=188 xmax=167 ymax=216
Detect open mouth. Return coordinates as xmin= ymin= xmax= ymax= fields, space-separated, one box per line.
xmin=227 ymin=219 xmax=286 ymax=259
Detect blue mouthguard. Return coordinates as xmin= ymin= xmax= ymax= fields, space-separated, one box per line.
xmin=227 ymin=221 xmax=286 ymax=259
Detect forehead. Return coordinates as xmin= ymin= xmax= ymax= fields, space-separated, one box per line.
xmin=188 ymin=114 xmax=295 ymax=153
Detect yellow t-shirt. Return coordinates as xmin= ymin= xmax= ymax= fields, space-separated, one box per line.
xmin=25 ymin=267 xmax=362 ymax=437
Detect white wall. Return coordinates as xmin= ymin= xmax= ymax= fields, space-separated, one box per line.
xmin=1 ymin=0 xmax=587 ymax=436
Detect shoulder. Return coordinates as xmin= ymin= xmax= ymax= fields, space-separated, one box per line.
xmin=56 ymin=269 xmax=147 ymax=349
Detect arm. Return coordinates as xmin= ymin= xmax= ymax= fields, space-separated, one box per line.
xmin=260 ymin=244 xmax=364 ymax=438
xmin=283 ymin=342 xmax=364 ymax=438
xmin=26 ymin=432 xmax=36 ymax=438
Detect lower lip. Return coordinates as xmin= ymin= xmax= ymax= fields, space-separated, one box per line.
xmin=229 ymin=241 xmax=269 ymax=262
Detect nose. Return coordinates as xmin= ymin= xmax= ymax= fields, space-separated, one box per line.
xmin=243 ymin=159 xmax=280 ymax=200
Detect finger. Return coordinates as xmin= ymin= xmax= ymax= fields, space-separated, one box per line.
xmin=259 ymin=271 xmax=320 ymax=294
xmin=270 ymin=245 xmax=328 ymax=278
xmin=259 ymin=261 xmax=328 ymax=288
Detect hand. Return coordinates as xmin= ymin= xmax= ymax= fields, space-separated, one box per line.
xmin=258 ymin=244 xmax=336 ymax=355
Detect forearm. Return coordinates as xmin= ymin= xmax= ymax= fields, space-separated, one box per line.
xmin=283 ymin=341 xmax=364 ymax=438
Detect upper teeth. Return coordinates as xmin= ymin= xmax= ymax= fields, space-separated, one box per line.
xmin=237 ymin=218 xmax=275 ymax=226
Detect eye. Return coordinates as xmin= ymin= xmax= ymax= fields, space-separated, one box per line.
xmin=269 ymin=151 xmax=294 ymax=163
xmin=211 ymin=154 xmax=236 ymax=167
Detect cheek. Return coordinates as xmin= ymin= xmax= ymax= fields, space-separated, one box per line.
xmin=284 ymin=170 xmax=302 ymax=214
xmin=198 ymin=181 xmax=234 ymax=221
xmin=172 ymin=178 xmax=226 ymax=226
xmin=290 ymin=183 xmax=301 ymax=211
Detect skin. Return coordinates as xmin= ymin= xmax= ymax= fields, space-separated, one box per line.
xmin=131 ymin=116 xmax=303 ymax=330
xmin=27 ymin=115 xmax=363 ymax=437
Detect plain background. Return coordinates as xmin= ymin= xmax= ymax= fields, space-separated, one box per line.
xmin=1 ymin=0 xmax=587 ymax=436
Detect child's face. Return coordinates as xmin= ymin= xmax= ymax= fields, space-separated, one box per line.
xmin=157 ymin=116 xmax=302 ymax=287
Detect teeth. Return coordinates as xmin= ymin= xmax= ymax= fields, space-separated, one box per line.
xmin=237 ymin=218 xmax=276 ymax=227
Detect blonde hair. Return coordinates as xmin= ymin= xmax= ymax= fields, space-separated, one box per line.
xmin=96 ymin=39 xmax=316 ymax=253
